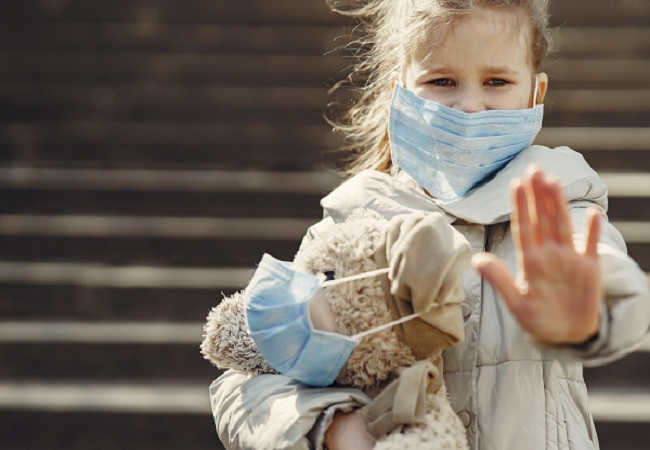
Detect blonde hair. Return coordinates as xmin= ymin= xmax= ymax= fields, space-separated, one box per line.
xmin=326 ymin=0 xmax=553 ymax=175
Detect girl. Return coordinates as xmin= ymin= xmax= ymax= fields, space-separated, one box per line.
xmin=209 ymin=1 xmax=650 ymax=449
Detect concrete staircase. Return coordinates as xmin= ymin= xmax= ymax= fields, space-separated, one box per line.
xmin=0 ymin=1 xmax=648 ymax=449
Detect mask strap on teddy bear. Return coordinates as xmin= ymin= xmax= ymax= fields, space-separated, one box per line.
xmin=351 ymin=311 xmax=423 ymax=341
xmin=319 ymin=267 xmax=390 ymax=288
xmin=318 ymin=267 xmax=424 ymax=342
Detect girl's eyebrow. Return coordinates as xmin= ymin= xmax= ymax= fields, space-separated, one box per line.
xmin=482 ymin=65 xmax=521 ymax=75
xmin=418 ymin=65 xmax=521 ymax=76
xmin=418 ymin=65 xmax=456 ymax=75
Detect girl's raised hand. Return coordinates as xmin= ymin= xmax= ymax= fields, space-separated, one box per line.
xmin=472 ymin=165 xmax=602 ymax=344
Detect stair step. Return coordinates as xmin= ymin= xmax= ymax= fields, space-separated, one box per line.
xmin=5 ymin=82 xmax=650 ymax=127
xmin=0 ymin=283 xmax=227 ymax=322
xmin=589 ymin=388 xmax=650 ymax=422
xmin=2 ymin=24 xmax=650 ymax=57
xmin=2 ymin=127 xmax=649 ymax=171
xmin=551 ymin=89 xmax=650 ymax=114
xmin=0 ymin=381 xmax=647 ymax=450
xmin=0 ymin=167 xmax=341 ymax=192
xmin=0 ymin=201 xmax=642 ymax=226
xmin=3 ymin=51 xmax=650 ymax=88
xmin=0 ymin=0 xmax=339 ymax=25
xmin=0 ymin=22 xmax=339 ymax=53
xmin=537 ymin=127 xmax=650 ymax=151
xmin=0 ymin=216 xmax=645 ymax=268
xmin=0 ymin=215 xmax=314 ymax=238
xmin=0 ymin=121 xmax=342 ymax=170
xmin=0 ymin=341 xmax=217 ymax=380
xmin=0 ymin=235 xmax=299 ymax=266
xmin=592 ymin=421 xmax=650 ymax=450
xmin=580 ymin=151 xmax=650 ymax=173
xmin=3 ymin=0 xmax=650 ymax=29
xmin=2 ymin=342 xmax=649 ymax=383
xmin=0 ymin=188 xmax=325 ymax=217
xmin=0 ymin=409 xmax=224 ymax=450
xmin=0 ymin=272 xmax=648 ymax=322
xmin=546 ymin=59 xmax=650 ymax=88
xmin=6 ymin=85 xmax=650 ymax=117
xmin=0 ymin=226 xmax=647 ymax=270
xmin=0 ymin=51 xmax=346 ymax=84
xmin=0 ymin=82 xmax=332 ymax=124
xmin=0 ymin=262 xmax=251 ymax=289
xmin=585 ymin=333 xmax=650 ymax=389
xmin=552 ymin=1 xmax=650 ymax=27
xmin=0 ymin=410 xmax=643 ymax=450
xmin=557 ymin=27 xmax=650 ymax=56
xmin=0 ymin=170 xmax=647 ymax=217
xmin=0 ymin=321 xmax=204 ymax=344
xmin=0 ymin=381 xmax=210 ymax=413
xmin=1 ymin=321 xmax=648 ymax=384
xmin=0 ymin=381 xmax=647 ymax=422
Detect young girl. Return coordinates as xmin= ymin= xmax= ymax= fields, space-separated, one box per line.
xmin=209 ymin=1 xmax=650 ymax=449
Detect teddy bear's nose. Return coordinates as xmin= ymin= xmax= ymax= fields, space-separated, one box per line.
xmin=323 ymin=271 xmax=335 ymax=281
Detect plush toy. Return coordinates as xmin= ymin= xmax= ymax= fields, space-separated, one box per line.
xmin=201 ymin=209 xmax=471 ymax=450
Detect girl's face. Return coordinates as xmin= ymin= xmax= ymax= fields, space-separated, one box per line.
xmin=403 ymin=9 xmax=548 ymax=112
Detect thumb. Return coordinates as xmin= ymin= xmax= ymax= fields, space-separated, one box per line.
xmin=472 ymin=252 xmax=523 ymax=314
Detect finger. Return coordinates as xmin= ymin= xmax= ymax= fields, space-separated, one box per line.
xmin=528 ymin=167 xmax=555 ymax=244
xmin=548 ymin=176 xmax=574 ymax=245
xmin=472 ymin=253 xmax=522 ymax=311
xmin=583 ymin=207 xmax=601 ymax=258
xmin=511 ymin=178 xmax=534 ymax=254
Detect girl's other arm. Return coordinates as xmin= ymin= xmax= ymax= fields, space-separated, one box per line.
xmin=324 ymin=411 xmax=376 ymax=450
xmin=210 ymin=370 xmax=371 ymax=450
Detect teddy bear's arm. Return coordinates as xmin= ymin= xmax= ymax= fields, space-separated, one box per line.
xmin=385 ymin=212 xmax=472 ymax=357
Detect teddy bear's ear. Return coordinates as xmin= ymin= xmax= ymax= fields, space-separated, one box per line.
xmin=200 ymin=291 xmax=276 ymax=376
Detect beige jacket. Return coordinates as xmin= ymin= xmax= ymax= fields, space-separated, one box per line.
xmin=210 ymin=145 xmax=650 ymax=450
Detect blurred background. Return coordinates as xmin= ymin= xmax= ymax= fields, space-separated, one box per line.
xmin=0 ymin=0 xmax=648 ymax=449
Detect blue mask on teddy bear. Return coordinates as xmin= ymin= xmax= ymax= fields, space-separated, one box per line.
xmin=245 ymin=253 xmax=422 ymax=387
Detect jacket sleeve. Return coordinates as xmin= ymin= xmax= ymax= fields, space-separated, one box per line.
xmin=210 ymin=370 xmax=371 ymax=450
xmin=544 ymin=201 xmax=650 ymax=366
xmin=209 ymin=216 xmax=372 ymax=450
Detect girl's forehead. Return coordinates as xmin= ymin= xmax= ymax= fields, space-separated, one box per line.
xmin=409 ymin=9 xmax=533 ymax=68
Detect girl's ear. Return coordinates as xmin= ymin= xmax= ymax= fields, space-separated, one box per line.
xmin=536 ymin=73 xmax=549 ymax=105
xmin=390 ymin=71 xmax=401 ymax=90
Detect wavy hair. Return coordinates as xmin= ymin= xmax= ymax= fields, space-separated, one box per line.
xmin=326 ymin=0 xmax=553 ymax=175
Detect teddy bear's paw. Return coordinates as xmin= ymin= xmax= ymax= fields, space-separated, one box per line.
xmin=374 ymin=422 xmax=464 ymax=450
xmin=414 ymin=391 xmax=470 ymax=450
xmin=200 ymin=291 xmax=276 ymax=376
xmin=370 ymin=387 xmax=468 ymax=450
xmin=375 ymin=420 xmax=468 ymax=450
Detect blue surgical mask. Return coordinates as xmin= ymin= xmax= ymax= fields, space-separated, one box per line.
xmin=389 ymin=82 xmax=544 ymax=203
xmin=245 ymin=253 xmax=422 ymax=387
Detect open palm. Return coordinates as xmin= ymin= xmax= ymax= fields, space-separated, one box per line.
xmin=473 ymin=165 xmax=602 ymax=344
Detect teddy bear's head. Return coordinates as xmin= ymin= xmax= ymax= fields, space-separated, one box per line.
xmin=202 ymin=208 xmax=469 ymax=394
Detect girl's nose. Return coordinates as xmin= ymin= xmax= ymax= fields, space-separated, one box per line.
xmin=452 ymin=87 xmax=486 ymax=113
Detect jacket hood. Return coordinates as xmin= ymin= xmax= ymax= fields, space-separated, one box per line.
xmin=321 ymin=146 xmax=608 ymax=225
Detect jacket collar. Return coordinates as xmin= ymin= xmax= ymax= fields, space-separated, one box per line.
xmin=321 ymin=146 xmax=608 ymax=225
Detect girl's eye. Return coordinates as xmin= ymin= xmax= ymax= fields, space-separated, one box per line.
xmin=427 ymin=78 xmax=454 ymax=87
xmin=486 ymin=78 xmax=509 ymax=87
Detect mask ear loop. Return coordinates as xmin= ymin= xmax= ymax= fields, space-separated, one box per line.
xmin=318 ymin=266 xmax=424 ymax=342
xmin=320 ymin=268 xmax=390 ymax=288
xmin=351 ymin=311 xmax=422 ymax=341
xmin=531 ymin=75 xmax=539 ymax=108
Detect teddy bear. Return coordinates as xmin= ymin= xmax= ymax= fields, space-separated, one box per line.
xmin=201 ymin=208 xmax=472 ymax=450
